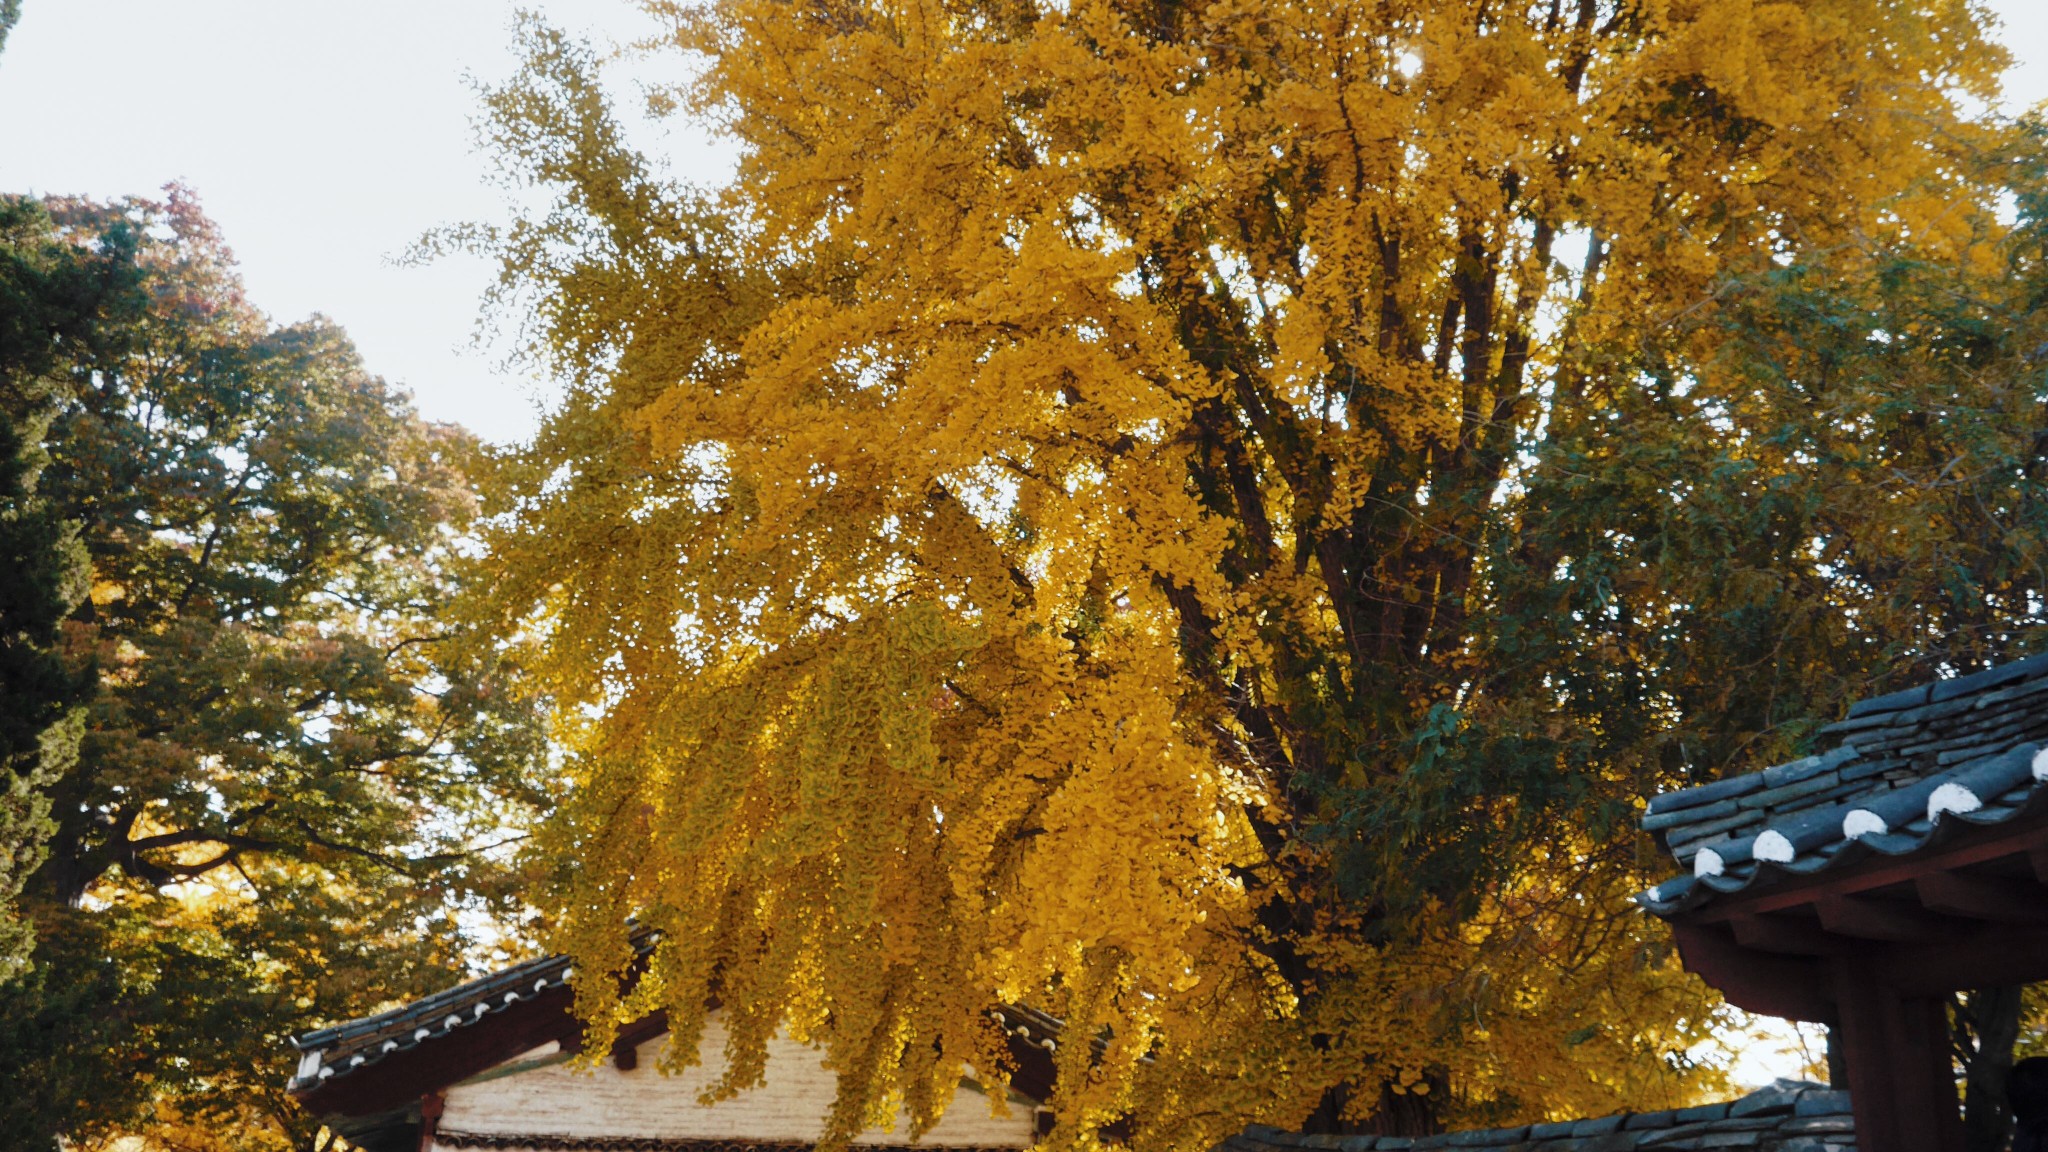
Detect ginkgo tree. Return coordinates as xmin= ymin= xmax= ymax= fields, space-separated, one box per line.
xmin=463 ymin=0 xmax=2035 ymax=1141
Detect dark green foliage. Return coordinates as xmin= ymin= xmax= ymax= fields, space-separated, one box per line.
xmin=0 ymin=198 xmax=122 ymax=982
xmin=0 ymin=191 xmax=549 ymax=1151
xmin=1323 ymin=120 xmax=2048 ymax=930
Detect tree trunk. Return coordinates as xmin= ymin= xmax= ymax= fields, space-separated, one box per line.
xmin=1953 ymin=985 xmax=2025 ymax=1152
xmin=1366 ymin=1075 xmax=1446 ymax=1138
xmin=1297 ymin=1074 xmax=1447 ymax=1138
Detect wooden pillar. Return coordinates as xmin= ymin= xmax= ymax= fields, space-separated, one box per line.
xmin=417 ymin=1091 xmax=444 ymax=1152
xmin=1831 ymin=956 xmax=1963 ymax=1152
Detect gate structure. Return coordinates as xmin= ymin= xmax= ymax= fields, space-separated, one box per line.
xmin=1639 ymin=653 xmax=2048 ymax=1152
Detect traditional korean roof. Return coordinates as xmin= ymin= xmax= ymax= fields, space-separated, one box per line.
xmin=1636 ymin=651 xmax=2048 ymax=917
xmin=290 ymin=949 xmax=582 ymax=1091
xmin=290 ymin=930 xmax=1067 ymax=1152
xmin=1221 ymin=1081 xmax=1851 ymax=1152
xmin=434 ymin=1131 xmax=1040 ymax=1139
xmin=291 ymin=947 xmax=1063 ymax=1098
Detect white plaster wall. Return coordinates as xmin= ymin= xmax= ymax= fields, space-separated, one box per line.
xmin=434 ymin=1011 xmax=1037 ymax=1147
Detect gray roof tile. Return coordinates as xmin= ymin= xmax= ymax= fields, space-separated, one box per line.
xmin=1219 ymin=1083 xmax=1845 ymax=1152
xmin=1644 ymin=773 xmax=1765 ymax=818
xmin=1639 ymin=652 xmax=2048 ymax=917
xmin=1845 ymin=683 xmax=1929 ymax=719
xmin=288 ymin=949 xmax=579 ymax=1089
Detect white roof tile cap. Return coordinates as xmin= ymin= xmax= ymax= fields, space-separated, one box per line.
xmin=1753 ymin=830 xmax=1795 ymax=863
xmin=1843 ymin=809 xmax=1887 ymax=840
xmin=1928 ymin=782 xmax=1982 ymax=821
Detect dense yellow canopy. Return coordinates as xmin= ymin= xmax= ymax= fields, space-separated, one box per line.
xmin=468 ymin=0 xmax=2010 ymax=1141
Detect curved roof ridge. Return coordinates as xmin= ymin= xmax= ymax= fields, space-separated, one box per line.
xmin=1638 ymin=650 xmax=2048 ymax=916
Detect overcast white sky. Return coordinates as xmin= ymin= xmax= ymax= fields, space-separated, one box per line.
xmin=0 ymin=0 xmax=726 ymax=443
xmin=1 ymin=0 xmax=2044 ymax=445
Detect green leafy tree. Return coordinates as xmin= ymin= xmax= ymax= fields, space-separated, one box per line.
xmin=0 ymin=196 xmax=117 ymax=982
xmin=0 ymin=0 xmax=21 ymax=60
xmin=1492 ymin=120 xmax=2048 ymax=1150
xmin=0 ymin=190 xmax=548 ymax=1152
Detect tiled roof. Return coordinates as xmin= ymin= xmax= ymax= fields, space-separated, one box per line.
xmin=1636 ymin=652 xmax=2048 ymax=916
xmin=290 ymin=949 xmax=581 ymax=1091
xmin=438 ymin=1131 xmax=1032 ymax=1139
xmin=291 ymin=935 xmax=1064 ymax=1095
xmin=1220 ymin=1081 xmax=1850 ymax=1151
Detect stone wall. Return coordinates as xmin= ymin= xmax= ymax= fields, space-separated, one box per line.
xmin=432 ymin=1010 xmax=1038 ymax=1149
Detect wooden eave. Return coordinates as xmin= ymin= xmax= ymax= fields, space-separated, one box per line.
xmin=294 ymin=987 xmax=1061 ymax=1125
xmin=1664 ymin=799 xmax=2048 ymax=1022
xmin=1657 ymin=799 xmax=2048 ymax=1152
xmin=292 ymin=977 xmax=588 ymax=1117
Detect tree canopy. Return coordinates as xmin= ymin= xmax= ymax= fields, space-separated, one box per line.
xmin=0 ymin=195 xmax=102 ymax=984
xmin=461 ymin=0 xmax=2048 ymax=1142
xmin=0 ymin=190 xmax=548 ymax=1152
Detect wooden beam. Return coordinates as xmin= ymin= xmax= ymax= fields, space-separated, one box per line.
xmin=1668 ymin=922 xmax=1832 ymax=1022
xmin=417 ymin=1092 xmax=443 ymax=1152
xmin=610 ymin=1009 xmax=672 ymax=1071
xmin=1914 ymin=872 xmax=2048 ymax=924
xmin=1815 ymin=894 xmax=1964 ymax=942
xmin=1690 ymin=806 xmax=2048 ymax=921
xmin=1730 ymin=913 xmax=1845 ymax=956
xmin=2028 ymin=842 xmax=2048 ymax=886
xmin=1883 ymin=927 xmax=2048 ymax=995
